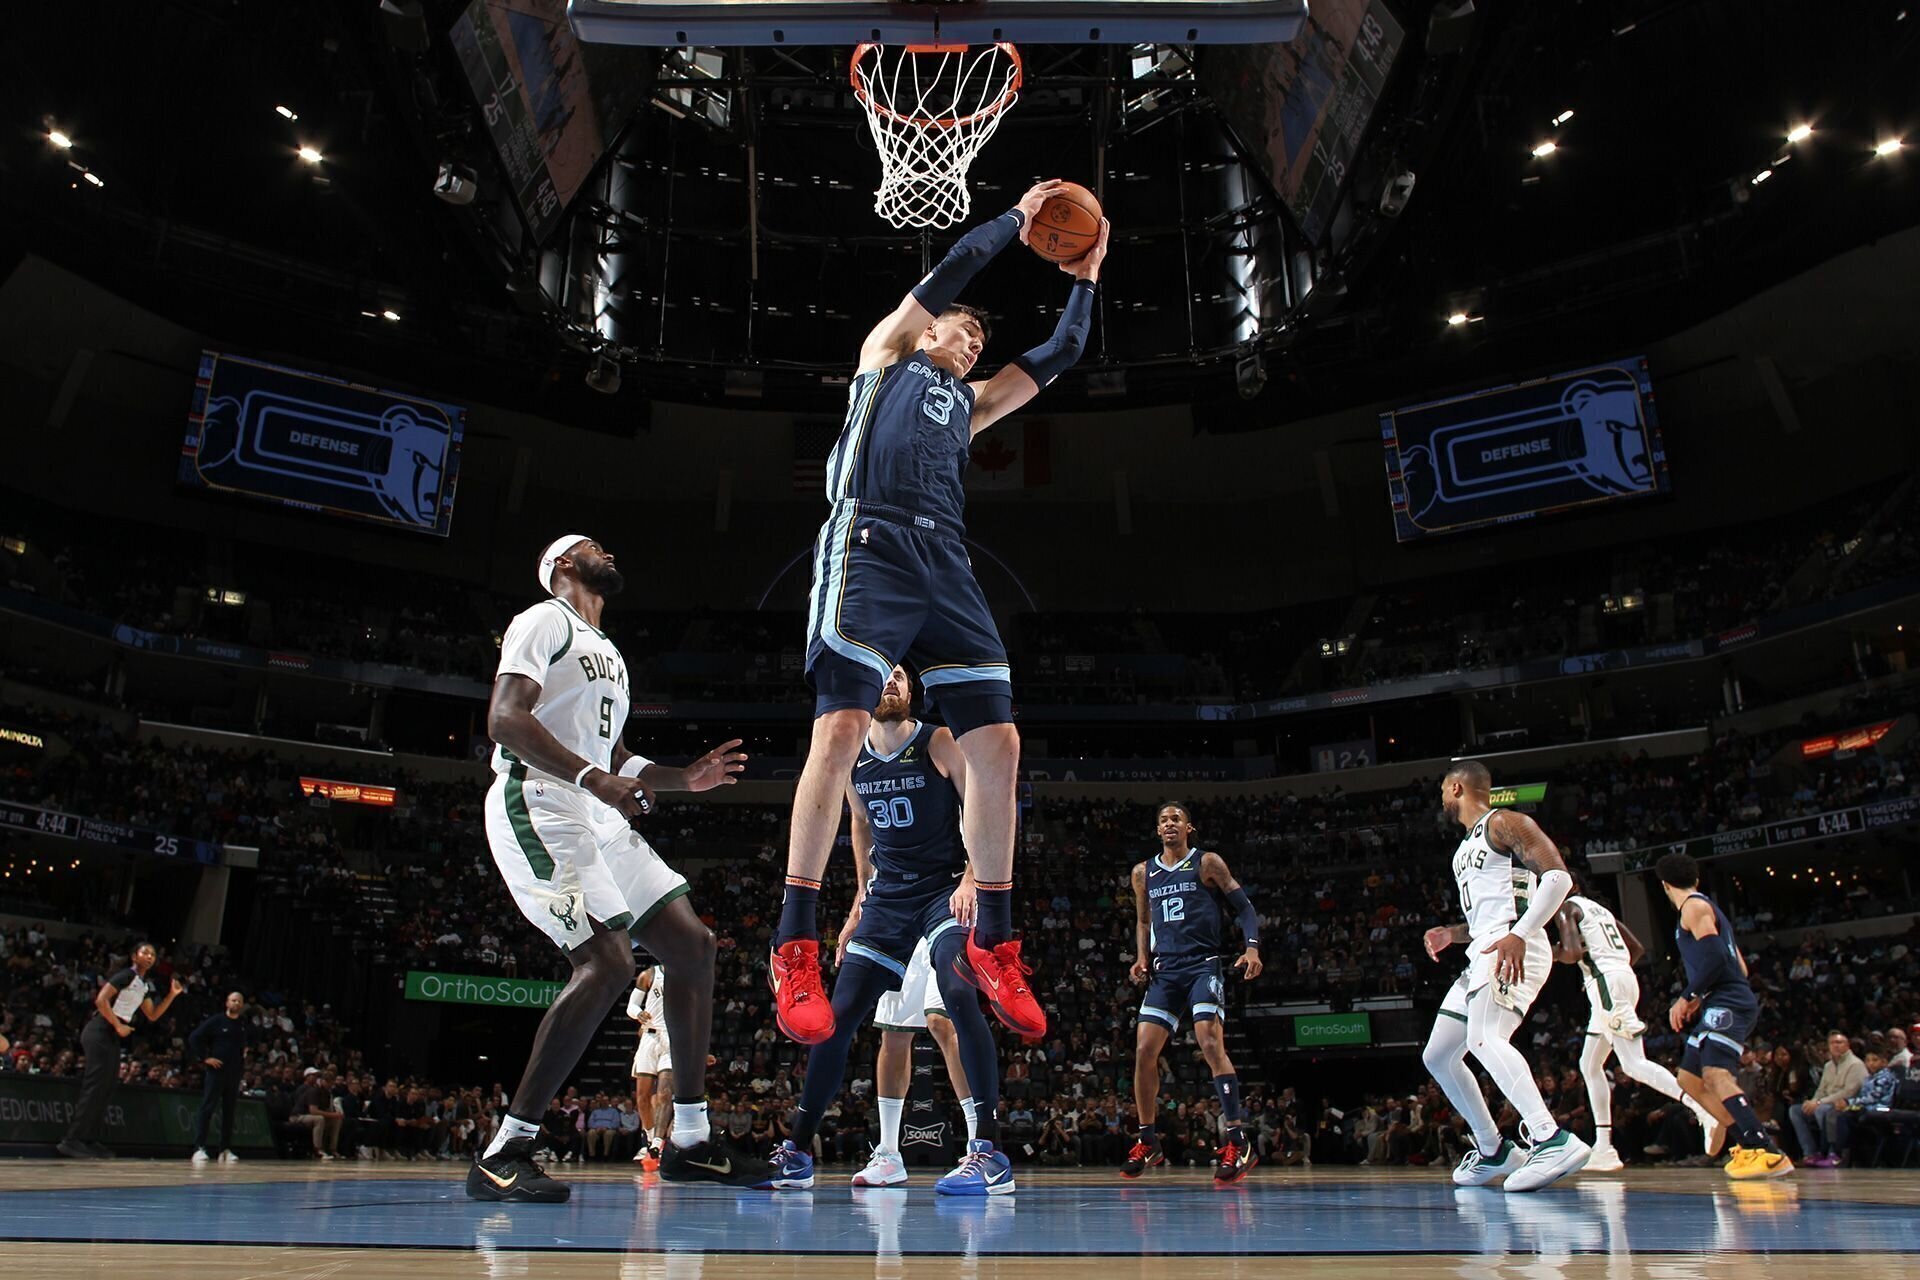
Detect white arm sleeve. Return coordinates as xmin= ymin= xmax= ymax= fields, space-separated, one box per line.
xmin=626 ymin=988 xmax=645 ymax=1020
xmin=495 ymin=604 xmax=571 ymax=685
xmin=1512 ymin=868 xmax=1572 ymax=939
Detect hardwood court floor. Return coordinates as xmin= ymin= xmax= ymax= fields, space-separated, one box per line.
xmin=2 ymin=1159 xmax=1914 ymax=1278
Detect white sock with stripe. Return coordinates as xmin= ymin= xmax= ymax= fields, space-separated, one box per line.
xmin=879 ymin=1096 xmax=904 ymax=1153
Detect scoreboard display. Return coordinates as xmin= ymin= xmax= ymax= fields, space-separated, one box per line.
xmin=1382 ymin=356 xmax=1668 ymax=543
xmin=181 ymin=351 xmax=466 ymax=537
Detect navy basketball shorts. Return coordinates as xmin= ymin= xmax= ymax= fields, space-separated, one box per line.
xmin=844 ymin=872 xmax=966 ymax=993
xmin=804 ymin=499 xmax=1011 ymax=720
xmin=1139 ymin=958 xmax=1227 ymax=1034
xmin=1680 ymin=993 xmax=1759 ymax=1074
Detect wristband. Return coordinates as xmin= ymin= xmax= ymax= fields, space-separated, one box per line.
xmin=573 ymin=763 xmax=598 ymax=788
xmin=619 ymin=755 xmax=652 ymax=779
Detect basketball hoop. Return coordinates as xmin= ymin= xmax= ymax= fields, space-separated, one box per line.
xmin=851 ymin=43 xmax=1023 ymax=230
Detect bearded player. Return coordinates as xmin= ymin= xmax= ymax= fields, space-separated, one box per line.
xmin=1422 ymin=760 xmax=1589 ymax=1193
xmin=468 ymin=535 xmax=760 ymax=1200
xmin=770 ymin=181 xmax=1112 ymax=1049
xmin=762 ymin=665 xmax=1013 ymax=1194
xmin=1122 ymin=803 xmax=1263 ymax=1184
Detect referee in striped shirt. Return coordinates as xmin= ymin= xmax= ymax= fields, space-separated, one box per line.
xmin=59 ymin=942 xmax=183 ymax=1159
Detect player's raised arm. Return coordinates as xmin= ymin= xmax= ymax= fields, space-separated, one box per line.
xmin=857 ymin=180 xmax=1068 ymax=374
xmin=968 ymin=219 xmax=1110 ymax=434
xmin=1129 ymin=862 xmax=1151 ymax=984
xmin=1198 ymin=851 xmax=1263 ymax=980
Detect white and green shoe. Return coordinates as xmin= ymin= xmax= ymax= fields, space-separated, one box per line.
xmin=1504 ymin=1128 xmax=1591 ymax=1193
xmin=1452 ymin=1139 xmax=1527 ymax=1186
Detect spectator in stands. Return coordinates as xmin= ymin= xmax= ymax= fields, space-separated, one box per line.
xmin=584 ymin=1094 xmax=622 ymax=1160
xmin=1790 ymin=1031 xmax=1867 ymax=1166
xmin=1887 ymin=1027 xmax=1911 ymax=1072
xmin=288 ymin=1068 xmax=343 ymax=1160
xmin=1832 ymin=1049 xmax=1900 ymax=1165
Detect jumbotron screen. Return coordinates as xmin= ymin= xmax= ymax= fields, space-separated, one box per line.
xmin=1381 ymin=356 xmax=1669 ymax=543
xmin=180 ymin=351 xmax=466 ymax=537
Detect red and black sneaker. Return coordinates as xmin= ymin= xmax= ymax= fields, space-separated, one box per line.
xmin=955 ymin=935 xmax=1047 ymax=1038
xmin=1121 ymin=1141 xmax=1166 ymax=1179
xmin=1214 ymin=1140 xmax=1257 ymax=1185
xmin=769 ymin=939 xmax=835 ymax=1044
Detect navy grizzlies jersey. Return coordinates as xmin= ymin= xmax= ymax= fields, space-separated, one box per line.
xmin=828 ymin=351 xmax=974 ymax=530
xmin=1675 ymin=892 xmax=1752 ymax=1001
xmin=1146 ymin=851 xmax=1225 ymax=961
xmin=853 ymin=722 xmax=965 ymax=882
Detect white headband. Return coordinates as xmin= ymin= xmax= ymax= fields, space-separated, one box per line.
xmin=538 ymin=534 xmax=593 ymax=595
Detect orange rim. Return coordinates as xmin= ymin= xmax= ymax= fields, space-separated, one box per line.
xmin=850 ymin=42 xmax=1023 ymax=130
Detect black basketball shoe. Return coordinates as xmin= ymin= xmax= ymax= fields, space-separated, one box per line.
xmin=466 ymin=1140 xmax=569 ymax=1203
xmin=1121 ymin=1139 xmax=1167 ymax=1179
xmin=659 ymin=1136 xmax=771 ymax=1187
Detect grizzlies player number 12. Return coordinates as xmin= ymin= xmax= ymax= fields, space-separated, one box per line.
xmin=1161 ymin=898 xmax=1186 ymax=923
xmin=867 ymin=797 xmax=916 ymax=830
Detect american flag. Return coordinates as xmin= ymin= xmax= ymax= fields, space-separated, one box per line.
xmin=792 ymin=418 xmax=838 ymax=494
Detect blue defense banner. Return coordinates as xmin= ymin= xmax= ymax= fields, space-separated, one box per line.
xmin=1382 ymin=356 xmax=1668 ymax=542
xmin=181 ymin=351 xmax=465 ymax=537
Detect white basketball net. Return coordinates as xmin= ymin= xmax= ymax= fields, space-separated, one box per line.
xmin=851 ymin=43 xmax=1023 ymax=230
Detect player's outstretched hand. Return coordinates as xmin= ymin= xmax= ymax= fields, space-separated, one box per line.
xmin=1066 ymin=218 xmax=1110 ymax=282
xmin=683 ymin=739 xmax=748 ymax=792
xmin=1481 ymin=933 xmax=1526 ymax=986
xmin=1129 ymin=955 xmax=1149 ymax=985
xmin=1423 ymin=926 xmax=1454 ymax=961
xmin=1014 ymin=179 xmax=1070 ymax=243
xmin=1234 ymin=947 xmax=1263 ymax=981
xmin=1668 ymin=996 xmax=1700 ymax=1034
xmin=586 ymin=770 xmax=655 ymax=819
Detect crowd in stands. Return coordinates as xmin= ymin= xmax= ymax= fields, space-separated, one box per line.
xmin=7 ymin=473 xmax=1916 ymax=711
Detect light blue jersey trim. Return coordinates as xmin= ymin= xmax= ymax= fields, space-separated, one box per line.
xmin=829 ymin=368 xmax=885 ymax=500
xmin=1139 ymin=1004 xmax=1180 ymax=1031
xmin=927 ymin=917 xmax=962 ymax=943
xmin=810 ymin=503 xmax=894 ymax=679
xmin=864 ymin=721 xmax=921 ymax=762
xmin=1192 ymin=1003 xmax=1226 ymax=1021
xmin=1688 ymin=1030 xmax=1747 ymax=1055
xmin=846 ymin=940 xmax=908 ymax=978
xmin=921 ymin=664 xmax=1012 ymax=687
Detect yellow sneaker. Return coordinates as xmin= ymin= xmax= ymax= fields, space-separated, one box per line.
xmin=1727 ymin=1147 xmax=1794 ymax=1180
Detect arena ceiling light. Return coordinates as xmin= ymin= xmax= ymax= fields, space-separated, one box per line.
xmin=1530 ymin=140 xmax=1558 ymax=158
xmin=1446 ymin=311 xmax=1471 ymax=326
xmin=297 ymin=145 xmax=324 ymax=164
xmin=1751 ymin=168 xmax=1773 ymax=185
xmin=47 ymin=127 xmax=73 ymax=149
xmin=1875 ymin=137 xmax=1905 ymax=156
xmin=1787 ymin=123 xmax=1813 ymax=143
xmin=275 ymin=104 xmax=299 ymax=121
xmin=1552 ymin=109 xmax=1574 ymax=126
xmin=381 ymin=309 xmax=401 ymax=321
xmin=81 ymin=171 xmax=103 ymax=188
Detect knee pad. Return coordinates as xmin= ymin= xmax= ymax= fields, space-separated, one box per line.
xmin=938 ymin=688 xmax=1014 ymax=737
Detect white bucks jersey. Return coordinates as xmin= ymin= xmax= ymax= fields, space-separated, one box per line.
xmin=643 ymin=966 xmax=667 ymax=1029
xmin=1451 ymin=810 xmax=1537 ymax=942
xmin=489 ymin=598 xmax=630 ymax=780
xmin=1570 ymin=896 xmax=1634 ymax=983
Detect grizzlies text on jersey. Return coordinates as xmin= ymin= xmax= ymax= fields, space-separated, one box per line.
xmin=842 ymin=721 xmax=968 ymax=983
xmin=828 ymin=351 xmax=974 ymax=531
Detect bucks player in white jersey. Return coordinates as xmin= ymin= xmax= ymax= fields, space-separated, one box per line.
xmin=1422 ymin=760 xmax=1589 ymax=1193
xmin=1553 ymin=886 xmax=1719 ymax=1171
xmin=470 ymin=534 xmax=760 ymax=1202
xmin=629 ymin=964 xmax=673 ymax=1165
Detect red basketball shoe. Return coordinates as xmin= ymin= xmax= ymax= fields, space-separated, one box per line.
xmin=1214 ymin=1140 xmax=1257 ymax=1185
xmin=769 ymin=940 xmax=835 ymax=1044
xmin=955 ymin=935 xmax=1047 ymax=1038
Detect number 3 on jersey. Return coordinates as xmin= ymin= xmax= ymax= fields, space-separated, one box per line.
xmin=867 ymin=797 xmax=915 ymax=830
xmin=922 ymin=384 xmax=955 ymax=425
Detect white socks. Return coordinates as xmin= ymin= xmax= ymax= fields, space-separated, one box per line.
xmin=1580 ymin=1033 xmax=1615 ymax=1128
xmin=879 ymin=1096 xmax=905 ymax=1152
xmin=484 ymin=1113 xmax=541 ymax=1160
xmin=671 ymin=1101 xmax=710 ymax=1149
xmin=959 ymin=1097 xmax=979 ymax=1143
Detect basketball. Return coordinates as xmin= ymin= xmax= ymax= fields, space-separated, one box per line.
xmin=1030 ymin=181 xmax=1103 ymax=263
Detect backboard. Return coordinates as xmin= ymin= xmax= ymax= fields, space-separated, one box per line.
xmin=567 ymin=0 xmax=1309 ymax=47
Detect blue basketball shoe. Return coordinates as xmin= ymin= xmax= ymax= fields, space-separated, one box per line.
xmin=935 ymin=1140 xmax=1015 ymax=1196
xmin=758 ymin=1139 xmax=815 ymax=1190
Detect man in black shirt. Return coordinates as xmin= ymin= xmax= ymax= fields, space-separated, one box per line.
xmin=60 ymin=942 xmax=184 ymax=1159
xmin=188 ymin=990 xmax=250 ymax=1163
xmin=288 ymin=1069 xmax=344 ymax=1159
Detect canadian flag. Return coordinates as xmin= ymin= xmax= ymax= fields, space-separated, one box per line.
xmin=965 ymin=420 xmax=1052 ymax=491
